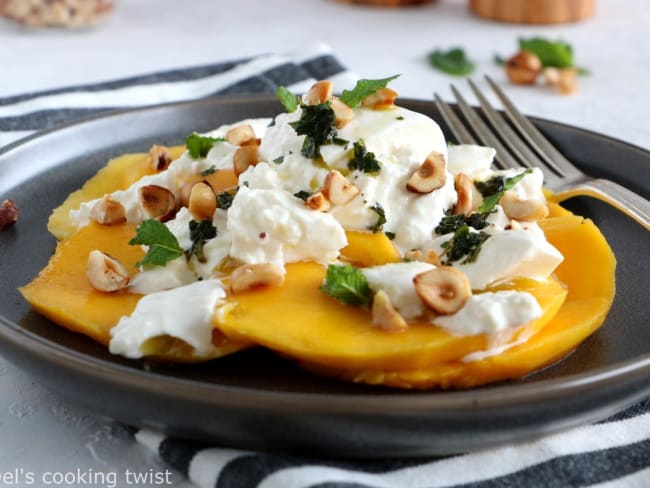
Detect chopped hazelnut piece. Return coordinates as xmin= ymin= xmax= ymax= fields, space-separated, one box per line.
xmin=230 ymin=263 xmax=284 ymax=293
xmin=305 ymin=80 xmax=333 ymax=105
xmin=90 ymin=195 xmax=127 ymax=226
xmin=149 ymin=144 xmax=172 ymax=171
xmin=188 ymin=182 xmax=217 ymax=221
xmin=362 ymin=88 xmax=398 ymax=109
xmin=86 ymin=250 xmax=130 ymax=292
xmin=321 ymin=170 xmax=360 ymax=205
xmin=0 ymin=199 xmax=19 ymax=230
xmin=453 ymin=173 xmax=474 ymax=215
xmin=404 ymin=249 xmax=441 ymax=266
xmin=225 ymin=124 xmax=258 ymax=146
xmin=505 ymin=51 xmax=542 ymax=85
xmin=233 ymin=145 xmax=260 ymax=176
xmin=544 ymin=67 xmax=578 ymax=94
xmin=371 ymin=290 xmax=408 ymax=333
xmin=500 ymin=192 xmax=549 ymax=222
xmin=306 ymin=192 xmax=331 ymax=212
xmin=331 ymin=97 xmax=355 ymax=128
xmin=139 ymin=185 xmax=176 ymax=221
xmin=413 ymin=266 xmax=472 ymax=315
xmin=406 ymin=151 xmax=447 ymax=194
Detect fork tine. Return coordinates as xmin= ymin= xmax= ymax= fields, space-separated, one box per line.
xmin=485 ymin=76 xmax=582 ymax=178
xmin=433 ymin=94 xmax=478 ymax=146
xmin=467 ymin=78 xmax=543 ymax=171
xmin=449 ymin=85 xmax=520 ymax=170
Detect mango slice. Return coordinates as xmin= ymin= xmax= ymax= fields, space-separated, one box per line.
xmin=340 ymin=231 xmax=400 ymax=267
xmin=20 ymin=222 xmax=248 ymax=361
xmin=300 ymin=215 xmax=616 ymax=388
xmin=216 ymin=263 xmax=567 ymax=371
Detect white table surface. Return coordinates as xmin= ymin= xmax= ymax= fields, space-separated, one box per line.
xmin=1 ymin=0 xmax=648 ymax=485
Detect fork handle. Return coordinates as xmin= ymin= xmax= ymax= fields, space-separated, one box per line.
xmin=555 ymin=178 xmax=650 ymax=232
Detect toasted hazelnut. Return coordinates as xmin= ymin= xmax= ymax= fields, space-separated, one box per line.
xmin=86 ymin=250 xmax=130 ymax=292
xmin=331 ymin=97 xmax=355 ymax=128
xmin=178 ymin=179 xmax=200 ymax=208
xmin=225 ymin=124 xmax=257 ymax=146
xmin=306 ymin=192 xmax=331 ymax=212
xmin=371 ymin=290 xmax=408 ymax=333
xmin=500 ymin=192 xmax=549 ymax=222
xmin=362 ymin=88 xmax=398 ymax=109
xmin=544 ymin=67 xmax=577 ymax=95
xmin=139 ymin=185 xmax=176 ymax=221
xmin=321 ymin=170 xmax=360 ymax=205
xmin=406 ymin=151 xmax=447 ymax=194
xmin=505 ymin=51 xmax=542 ymax=85
xmin=230 ymin=263 xmax=284 ymax=293
xmin=0 ymin=199 xmax=19 ymax=231
xmin=404 ymin=249 xmax=423 ymax=261
xmin=413 ymin=266 xmax=471 ymax=315
xmin=453 ymin=173 xmax=474 ymax=215
xmin=90 ymin=196 xmax=126 ymax=225
xmin=404 ymin=249 xmax=441 ymax=266
xmin=305 ymin=80 xmax=333 ymax=105
xmin=233 ymin=145 xmax=260 ymax=176
xmin=149 ymin=144 xmax=172 ymax=171
xmin=188 ymin=182 xmax=217 ymax=221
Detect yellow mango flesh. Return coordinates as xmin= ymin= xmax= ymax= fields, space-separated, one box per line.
xmin=20 ymin=222 xmax=248 ymax=361
xmin=302 ymin=215 xmax=616 ymax=388
xmin=340 ymin=231 xmax=400 ymax=267
xmin=216 ymin=263 xmax=567 ymax=371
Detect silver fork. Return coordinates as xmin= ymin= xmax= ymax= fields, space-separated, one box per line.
xmin=434 ymin=76 xmax=650 ymax=231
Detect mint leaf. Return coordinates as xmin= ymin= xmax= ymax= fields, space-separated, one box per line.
xmin=340 ymin=75 xmax=400 ymax=108
xmin=185 ymin=133 xmax=225 ymax=159
xmin=129 ymin=220 xmax=183 ymax=268
xmin=348 ymin=139 xmax=381 ymax=174
xmin=428 ymin=48 xmax=475 ymax=76
xmin=519 ymin=37 xmax=573 ymax=68
xmin=187 ymin=219 xmax=217 ymax=263
xmin=320 ymin=264 xmax=373 ymax=307
xmin=368 ymin=202 xmax=387 ymax=233
xmin=276 ymin=86 xmax=299 ymax=113
xmin=477 ymin=169 xmax=533 ymax=213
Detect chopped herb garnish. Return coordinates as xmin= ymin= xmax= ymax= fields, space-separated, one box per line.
xmin=396 ymin=116 xmax=404 ymax=120
xmin=385 ymin=231 xmax=396 ymax=240
xmin=293 ymin=190 xmax=312 ymax=201
xmin=187 ymin=219 xmax=217 ymax=263
xmin=428 ymin=48 xmax=475 ymax=76
xmin=339 ymin=75 xmax=400 ymax=108
xmin=348 ymin=139 xmax=381 ymax=174
xmin=476 ymin=169 xmax=532 ymax=213
xmin=368 ymin=203 xmax=387 ymax=233
xmin=320 ymin=264 xmax=373 ymax=307
xmin=185 ymin=133 xmax=225 ymax=159
xmin=129 ymin=220 xmax=183 ymax=268
xmin=276 ymin=86 xmax=299 ymax=113
xmin=273 ymin=155 xmax=285 ymax=165
xmin=200 ymin=165 xmax=217 ymax=176
xmin=216 ymin=191 xmax=235 ymax=210
xmin=289 ymin=101 xmax=338 ymax=159
xmin=434 ymin=211 xmax=491 ymax=235
xmin=440 ymin=224 xmax=490 ymax=265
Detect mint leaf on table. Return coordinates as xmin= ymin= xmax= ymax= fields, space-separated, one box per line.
xmin=476 ymin=169 xmax=533 ymax=213
xmin=518 ymin=37 xmax=574 ymax=68
xmin=185 ymin=133 xmax=225 ymax=159
xmin=129 ymin=220 xmax=183 ymax=268
xmin=276 ymin=86 xmax=299 ymax=113
xmin=428 ymin=48 xmax=475 ymax=76
xmin=339 ymin=75 xmax=400 ymax=108
xmin=320 ymin=264 xmax=373 ymax=307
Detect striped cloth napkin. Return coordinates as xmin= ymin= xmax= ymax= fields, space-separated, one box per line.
xmin=2 ymin=43 xmax=649 ymax=488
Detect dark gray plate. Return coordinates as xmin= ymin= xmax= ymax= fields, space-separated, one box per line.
xmin=0 ymin=97 xmax=649 ymax=457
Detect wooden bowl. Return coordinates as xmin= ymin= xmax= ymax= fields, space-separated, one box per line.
xmin=334 ymin=0 xmax=436 ymax=7
xmin=469 ymin=0 xmax=595 ymax=24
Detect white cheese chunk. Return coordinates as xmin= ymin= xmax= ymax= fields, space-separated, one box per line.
xmin=227 ymin=187 xmax=347 ymax=269
xmin=109 ymin=279 xmax=226 ymax=359
xmin=128 ymin=257 xmax=196 ymax=295
xmin=433 ymin=290 xmax=542 ymax=336
xmin=362 ymin=261 xmax=436 ymax=320
xmin=447 ymin=144 xmax=496 ymax=176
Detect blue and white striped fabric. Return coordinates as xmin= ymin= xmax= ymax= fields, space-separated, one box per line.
xmin=3 ymin=43 xmax=648 ymax=488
